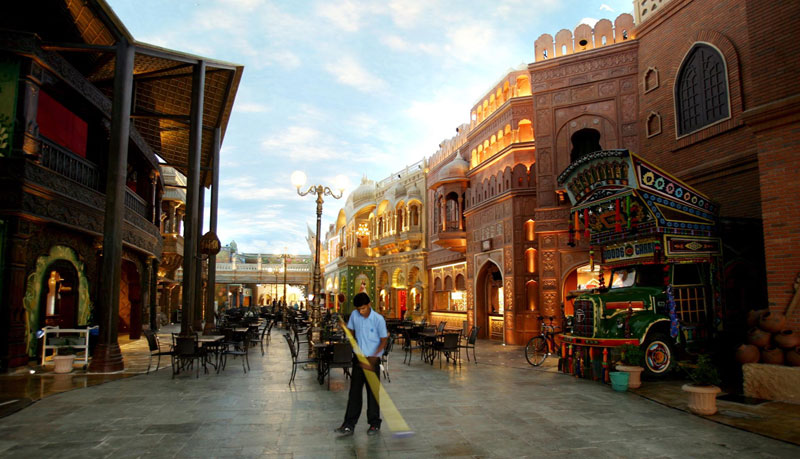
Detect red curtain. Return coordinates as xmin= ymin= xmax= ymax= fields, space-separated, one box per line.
xmin=37 ymin=91 xmax=88 ymax=158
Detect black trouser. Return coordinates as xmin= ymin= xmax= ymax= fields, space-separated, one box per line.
xmin=343 ymin=355 xmax=381 ymax=428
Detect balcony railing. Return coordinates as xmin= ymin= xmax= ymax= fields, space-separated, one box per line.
xmin=39 ymin=137 xmax=101 ymax=191
xmin=124 ymin=188 xmax=148 ymax=219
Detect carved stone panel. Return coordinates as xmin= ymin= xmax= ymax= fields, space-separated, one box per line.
xmin=542 ymin=251 xmax=556 ymax=277
xmin=504 ymin=246 xmax=513 ymax=273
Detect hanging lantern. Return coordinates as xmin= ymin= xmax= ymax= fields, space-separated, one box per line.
xmin=614 ymin=199 xmax=622 ymax=233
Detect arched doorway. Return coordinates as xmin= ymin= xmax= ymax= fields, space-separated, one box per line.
xmin=475 ymin=260 xmax=504 ymax=341
xmin=39 ymin=260 xmax=79 ymax=329
xmin=562 ymin=262 xmax=603 ymax=317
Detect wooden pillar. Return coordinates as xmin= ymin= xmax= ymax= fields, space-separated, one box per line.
xmin=180 ymin=61 xmax=205 ymax=335
xmin=148 ymin=257 xmax=159 ymax=330
xmin=204 ymin=128 xmax=221 ymax=332
xmin=0 ymin=219 xmax=32 ymax=370
xmin=193 ymin=185 xmax=205 ymax=330
xmin=89 ymin=41 xmax=134 ymax=373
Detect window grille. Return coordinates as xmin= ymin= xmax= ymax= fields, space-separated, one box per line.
xmin=676 ymin=44 xmax=729 ymax=136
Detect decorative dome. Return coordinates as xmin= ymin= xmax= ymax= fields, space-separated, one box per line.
xmin=392 ymin=181 xmax=407 ymax=200
xmin=432 ymin=151 xmax=469 ymax=188
xmin=349 ymin=175 xmax=376 ymax=208
xmin=406 ymin=183 xmax=422 ymax=201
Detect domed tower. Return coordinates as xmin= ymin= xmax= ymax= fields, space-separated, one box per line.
xmin=428 ymin=151 xmax=470 ymax=252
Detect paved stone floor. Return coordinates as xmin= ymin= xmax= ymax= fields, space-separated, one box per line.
xmin=1 ymin=331 xmax=799 ymax=458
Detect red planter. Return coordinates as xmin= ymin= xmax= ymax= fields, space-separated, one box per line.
xmin=735 ymin=344 xmax=760 ymax=364
xmin=774 ymin=330 xmax=800 ymax=349
xmin=747 ymin=327 xmax=770 ymax=348
xmin=759 ymin=311 xmax=787 ymax=333
xmin=760 ymin=346 xmax=785 ymax=365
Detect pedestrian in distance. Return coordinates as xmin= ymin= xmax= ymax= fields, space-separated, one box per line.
xmin=335 ymin=292 xmax=388 ymax=437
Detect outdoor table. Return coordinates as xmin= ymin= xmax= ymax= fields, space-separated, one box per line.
xmin=312 ymin=341 xmax=335 ymax=384
xmin=417 ymin=331 xmax=438 ymax=364
xmin=198 ymin=335 xmax=224 ymax=371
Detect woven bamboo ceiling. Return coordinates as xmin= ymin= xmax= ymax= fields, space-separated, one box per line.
xmin=59 ymin=0 xmax=243 ymax=187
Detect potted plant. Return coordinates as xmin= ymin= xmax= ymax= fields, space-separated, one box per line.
xmin=53 ymin=346 xmax=76 ymax=374
xmin=616 ymin=344 xmax=645 ymax=389
xmin=681 ymin=354 xmax=722 ymax=415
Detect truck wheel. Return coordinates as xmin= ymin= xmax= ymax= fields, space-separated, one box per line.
xmin=642 ymin=332 xmax=674 ymax=378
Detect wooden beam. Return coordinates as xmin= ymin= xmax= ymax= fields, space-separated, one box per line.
xmin=41 ymin=42 xmax=116 ymax=53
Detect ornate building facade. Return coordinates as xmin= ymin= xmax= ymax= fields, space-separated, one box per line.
xmin=0 ymin=0 xmax=242 ymax=371
xmin=424 ymin=0 xmax=800 ymax=344
xmin=324 ymin=162 xmax=427 ymax=317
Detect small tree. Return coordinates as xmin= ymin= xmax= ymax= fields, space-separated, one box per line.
xmin=620 ymin=343 xmax=644 ymax=367
xmin=687 ymin=354 xmax=721 ymax=387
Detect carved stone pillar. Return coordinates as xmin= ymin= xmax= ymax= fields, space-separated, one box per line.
xmin=149 ymin=170 xmax=158 ymax=225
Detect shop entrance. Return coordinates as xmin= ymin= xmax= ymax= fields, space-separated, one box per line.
xmin=475 ymin=260 xmax=503 ymax=341
xmin=120 ymin=260 xmax=142 ymax=339
xmin=397 ymin=289 xmax=407 ymax=319
xmin=562 ymin=263 xmax=603 ymax=317
xmin=39 ymin=260 xmax=78 ymax=329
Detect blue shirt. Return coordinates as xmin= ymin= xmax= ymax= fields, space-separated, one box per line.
xmin=347 ymin=309 xmax=388 ymax=357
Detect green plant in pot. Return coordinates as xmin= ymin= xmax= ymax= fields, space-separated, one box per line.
xmin=53 ymin=346 xmax=76 ymax=374
xmin=681 ymin=354 xmax=722 ymax=415
xmin=616 ymin=344 xmax=645 ymax=389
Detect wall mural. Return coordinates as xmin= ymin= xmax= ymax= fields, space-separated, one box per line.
xmin=22 ymin=245 xmax=92 ymax=357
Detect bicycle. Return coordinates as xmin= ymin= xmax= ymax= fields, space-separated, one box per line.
xmin=525 ymin=316 xmax=562 ymax=366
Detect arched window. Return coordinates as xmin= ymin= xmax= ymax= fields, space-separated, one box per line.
xmin=675 ymin=44 xmax=729 ymax=136
xmin=570 ymin=128 xmax=602 ymax=163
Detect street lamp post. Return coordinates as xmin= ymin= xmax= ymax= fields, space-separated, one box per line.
xmin=291 ymin=171 xmax=344 ymax=329
xmin=281 ymin=251 xmax=290 ymax=307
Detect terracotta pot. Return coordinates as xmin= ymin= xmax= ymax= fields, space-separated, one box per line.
xmin=735 ymin=344 xmax=760 ymax=364
xmin=785 ymin=347 xmax=800 ymax=367
xmin=746 ymin=327 xmax=770 ymax=348
xmin=760 ymin=346 xmax=785 ymax=365
xmin=682 ymin=384 xmax=721 ymax=415
xmin=774 ymin=330 xmax=800 ymax=349
xmin=758 ymin=311 xmax=787 ymax=333
xmin=746 ymin=309 xmax=768 ymax=328
xmin=52 ymin=354 xmax=75 ymax=374
xmin=616 ymin=365 xmax=644 ymax=389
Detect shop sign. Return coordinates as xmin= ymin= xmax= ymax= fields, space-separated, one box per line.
xmin=602 ymin=239 xmax=658 ymax=263
xmin=199 ymin=231 xmax=221 ymax=255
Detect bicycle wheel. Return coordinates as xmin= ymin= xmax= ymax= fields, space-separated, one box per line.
xmin=525 ymin=336 xmax=548 ymax=366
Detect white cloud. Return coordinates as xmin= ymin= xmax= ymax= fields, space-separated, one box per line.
xmin=316 ymin=0 xmax=364 ymax=32
xmin=444 ymin=23 xmax=498 ymax=63
xmin=324 ymin=55 xmax=387 ymax=93
xmin=387 ymin=0 xmax=425 ymax=28
xmin=579 ymin=17 xmax=599 ymax=28
xmin=599 ymin=4 xmax=614 ymax=12
xmin=235 ymin=102 xmax=270 ymax=113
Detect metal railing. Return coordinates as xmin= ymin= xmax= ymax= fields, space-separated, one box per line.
xmin=124 ymin=188 xmax=148 ymax=219
xmin=39 ymin=137 xmax=101 ymax=191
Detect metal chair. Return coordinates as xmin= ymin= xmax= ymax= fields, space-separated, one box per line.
xmin=219 ymin=328 xmax=249 ymax=374
xmin=458 ymin=326 xmax=480 ymax=364
xmin=283 ymin=334 xmax=315 ymax=385
xmin=326 ymin=342 xmax=353 ymax=390
xmin=435 ymin=332 xmax=461 ymax=368
xmin=143 ymin=329 xmax=172 ymax=374
xmin=172 ymin=333 xmax=202 ymax=378
xmin=381 ymin=335 xmax=395 ymax=382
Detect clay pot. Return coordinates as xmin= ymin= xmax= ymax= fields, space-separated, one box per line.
xmin=774 ymin=330 xmax=800 ymax=349
xmin=746 ymin=309 xmax=768 ymax=328
xmin=735 ymin=344 xmax=760 ymax=364
xmin=682 ymin=384 xmax=721 ymax=416
xmin=746 ymin=327 xmax=770 ymax=348
xmin=786 ymin=347 xmax=800 ymax=367
xmin=758 ymin=311 xmax=787 ymax=333
xmin=760 ymin=346 xmax=785 ymax=365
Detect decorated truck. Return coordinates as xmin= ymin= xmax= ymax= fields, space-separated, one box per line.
xmin=557 ymin=149 xmax=722 ymax=378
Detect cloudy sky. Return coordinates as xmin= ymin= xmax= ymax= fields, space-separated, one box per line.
xmin=107 ymin=0 xmax=633 ymax=256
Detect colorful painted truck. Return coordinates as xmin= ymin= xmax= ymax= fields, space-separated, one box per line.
xmin=556 ymin=150 xmax=722 ymax=378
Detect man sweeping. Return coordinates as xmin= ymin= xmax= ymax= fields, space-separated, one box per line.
xmin=335 ymin=292 xmax=388 ymax=437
